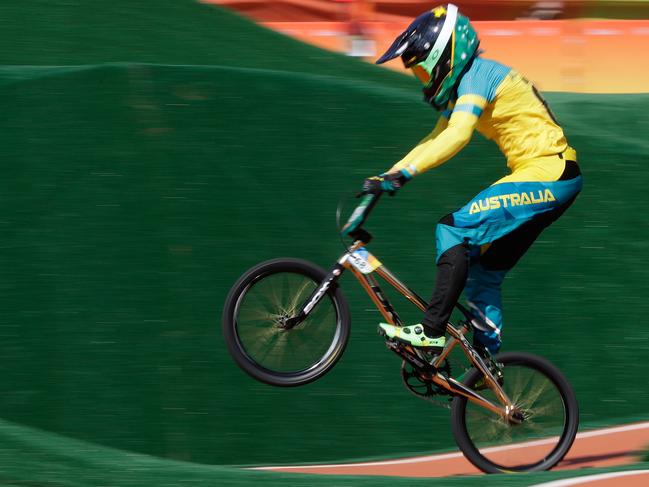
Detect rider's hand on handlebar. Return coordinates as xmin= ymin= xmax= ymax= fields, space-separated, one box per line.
xmin=361 ymin=170 xmax=411 ymax=196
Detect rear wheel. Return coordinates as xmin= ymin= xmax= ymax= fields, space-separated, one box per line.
xmin=222 ymin=258 xmax=350 ymax=387
xmin=451 ymin=352 xmax=579 ymax=473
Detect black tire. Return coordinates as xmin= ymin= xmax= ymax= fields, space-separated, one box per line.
xmin=222 ymin=258 xmax=351 ymax=387
xmin=451 ymin=352 xmax=579 ymax=473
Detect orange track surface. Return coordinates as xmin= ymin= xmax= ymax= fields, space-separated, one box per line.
xmin=253 ymin=422 xmax=649 ymax=478
xmin=203 ymin=1 xmax=649 ymax=92
xmin=261 ymin=19 xmax=649 ymax=93
xmin=206 ymin=1 xmax=617 ymax=22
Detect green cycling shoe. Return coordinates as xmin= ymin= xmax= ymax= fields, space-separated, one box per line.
xmin=378 ymin=323 xmax=446 ymax=349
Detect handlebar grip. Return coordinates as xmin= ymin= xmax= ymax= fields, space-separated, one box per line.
xmin=341 ymin=192 xmax=382 ymax=237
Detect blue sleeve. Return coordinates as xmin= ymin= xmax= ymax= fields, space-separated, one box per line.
xmin=457 ymin=58 xmax=512 ymax=103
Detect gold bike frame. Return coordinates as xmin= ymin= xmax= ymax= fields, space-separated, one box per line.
xmin=340 ymin=242 xmax=513 ymax=419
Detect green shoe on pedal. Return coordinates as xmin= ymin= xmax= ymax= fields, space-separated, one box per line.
xmin=378 ymin=323 xmax=446 ymax=349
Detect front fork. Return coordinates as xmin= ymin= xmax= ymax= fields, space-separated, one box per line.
xmin=287 ymin=242 xmax=402 ymax=329
xmin=283 ymin=259 xmax=347 ymax=329
xmin=284 ymin=238 xmax=371 ymax=328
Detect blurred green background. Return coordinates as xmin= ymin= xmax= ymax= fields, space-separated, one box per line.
xmin=1 ymin=0 xmax=649 ymax=478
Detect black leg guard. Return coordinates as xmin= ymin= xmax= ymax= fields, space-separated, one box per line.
xmin=421 ymin=243 xmax=469 ymax=336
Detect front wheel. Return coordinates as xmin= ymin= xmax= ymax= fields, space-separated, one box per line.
xmin=222 ymin=258 xmax=351 ymax=387
xmin=451 ymin=352 xmax=579 ymax=473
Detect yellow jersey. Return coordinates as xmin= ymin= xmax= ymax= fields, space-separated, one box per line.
xmin=391 ymin=57 xmax=576 ymax=183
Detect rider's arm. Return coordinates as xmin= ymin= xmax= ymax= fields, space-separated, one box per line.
xmin=387 ymin=113 xmax=448 ymax=173
xmin=388 ymin=95 xmax=486 ymax=177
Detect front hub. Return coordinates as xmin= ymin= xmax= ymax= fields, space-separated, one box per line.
xmin=505 ymin=406 xmax=527 ymax=425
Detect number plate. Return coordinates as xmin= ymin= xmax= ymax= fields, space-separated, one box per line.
xmin=348 ymin=248 xmax=382 ymax=274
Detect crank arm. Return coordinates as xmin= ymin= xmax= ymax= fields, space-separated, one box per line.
xmin=384 ymin=340 xmax=434 ymax=372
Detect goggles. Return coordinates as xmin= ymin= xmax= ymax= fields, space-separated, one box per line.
xmin=411 ymin=65 xmax=431 ymax=85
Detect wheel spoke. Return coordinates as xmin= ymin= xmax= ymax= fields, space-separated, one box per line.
xmin=286 ymin=277 xmax=315 ymax=316
xmin=458 ymin=357 xmax=573 ymax=472
xmin=243 ymin=327 xmax=282 ymax=361
xmin=247 ymin=286 xmax=279 ymax=317
xmin=233 ymin=270 xmax=339 ymax=374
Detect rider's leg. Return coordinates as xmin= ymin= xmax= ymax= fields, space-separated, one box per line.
xmin=381 ymin=160 xmax=582 ymax=350
xmin=420 ymin=215 xmax=470 ymax=337
xmin=379 ymin=215 xmax=468 ymax=348
xmin=468 ymin=193 xmax=579 ymax=353
xmin=417 ymin=203 xmax=552 ymax=346
xmin=465 ymin=263 xmax=506 ymax=354
xmin=379 ymin=188 xmax=576 ymax=349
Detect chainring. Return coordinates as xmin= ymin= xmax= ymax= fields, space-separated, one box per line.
xmin=400 ymin=360 xmax=453 ymax=409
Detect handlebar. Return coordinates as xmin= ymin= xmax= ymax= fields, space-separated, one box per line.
xmin=340 ymin=191 xmax=383 ymax=239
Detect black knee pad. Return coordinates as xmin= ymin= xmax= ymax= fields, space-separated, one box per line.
xmin=439 ymin=213 xmax=455 ymax=226
xmin=438 ymin=242 xmax=469 ymax=265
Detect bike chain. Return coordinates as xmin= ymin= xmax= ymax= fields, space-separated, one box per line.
xmin=389 ymin=337 xmax=505 ymax=409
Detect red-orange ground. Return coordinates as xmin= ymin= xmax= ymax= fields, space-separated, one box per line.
xmin=254 ymin=422 xmax=649 ymax=478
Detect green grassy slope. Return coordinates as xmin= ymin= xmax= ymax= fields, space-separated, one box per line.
xmin=0 ymin=0 xmax=649 ymax=471
xmin=0 ymin=0 xmax=410 ymax=89
xmin=1 ymin=61 xmax=649 ymax=467
xmin=0 ymin=417 xmax=647 ymax=487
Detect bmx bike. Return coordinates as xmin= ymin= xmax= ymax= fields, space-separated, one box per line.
xmin=222 ymin=192 xmax=579 ymax=473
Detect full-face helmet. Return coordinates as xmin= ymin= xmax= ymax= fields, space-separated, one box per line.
xmin=376 ymin=4 xmax=479 ymax=110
